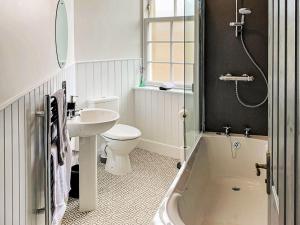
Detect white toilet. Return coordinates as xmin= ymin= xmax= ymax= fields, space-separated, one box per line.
xmin=87 ymin=96 xmax=141 ymax=175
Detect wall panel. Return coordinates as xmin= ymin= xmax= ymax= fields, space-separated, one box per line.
xmin=0 ymin=64 xmax=76 ymax=225
xmin=12 ymin=101 xmax=20 ymax=225
xmin=134 ymin=88 xmax=184 ymax=158
xmin=4 ymin=105 xmax=13 ymax=225
xmin=76 ymin=59 xmax=141 ymax=126
xmin=0 ymin=110 xmax=5 ymax=225
xmin=18 ymin=97 xmax=26 ymax=224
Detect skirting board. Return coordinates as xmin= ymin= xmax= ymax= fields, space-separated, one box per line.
xmin=137 ymin=138 xmax=182 ymax=160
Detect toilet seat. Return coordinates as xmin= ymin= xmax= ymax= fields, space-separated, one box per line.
xmin=102 ymin=124 xmax=141 ymax=141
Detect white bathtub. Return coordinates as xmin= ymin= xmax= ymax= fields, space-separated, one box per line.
xmin=152 ymin=132 xmax=268 ymax=225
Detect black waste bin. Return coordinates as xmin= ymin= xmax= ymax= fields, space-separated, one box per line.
xmin=69 ymin=165 xmax=79 ymax=198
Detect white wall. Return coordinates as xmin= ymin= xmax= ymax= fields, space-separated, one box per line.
xmin=74 ymin=0 xmax=142 ymax=61
xmin=0 ymin=0 xmax=75 ymax=110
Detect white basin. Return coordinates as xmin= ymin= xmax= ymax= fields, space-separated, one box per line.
xmin=67 ymin=108 xmax=119 ymax=137
xmin=66 ymin=108 xmax=119 ymax=212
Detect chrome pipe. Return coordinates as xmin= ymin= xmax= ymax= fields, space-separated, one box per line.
xmin=36 ymin=95 xmax=51 ymax=224
xmin=235 ymin=0 xmax=238 ymax=37
xmin=36 ymin=110 xmax=46 ymax=215
xmin=44 ymin=95 xmax=51 ymax=225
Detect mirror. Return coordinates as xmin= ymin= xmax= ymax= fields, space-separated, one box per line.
xmin=55 ymin=0 xmax=68 ymax=68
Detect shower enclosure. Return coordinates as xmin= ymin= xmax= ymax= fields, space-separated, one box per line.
xmin=183 ymin=0 xmax=204 ymax=160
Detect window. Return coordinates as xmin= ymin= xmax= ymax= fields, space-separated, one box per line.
xmin=143 ymin=0 xmax=194 ymax=86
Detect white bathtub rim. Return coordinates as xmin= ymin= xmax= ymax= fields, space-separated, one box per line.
xmin=151 ymin=159 xmax=188 ymax=225
xmin=151 ymin=134 xmax=203 ymax=225
xmin=203 ymin=131 xmax=268 ymax=142
xmin=152 ymin=132 xmax=268 ymax=225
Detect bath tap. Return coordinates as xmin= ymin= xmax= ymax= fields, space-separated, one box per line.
xmin=223 ymin=126 xmax=231 ymax=136
xmin=255 ymin=163 xmax=267 ymax=176
xmin=244 ymin=127 xmax=251 ymax=137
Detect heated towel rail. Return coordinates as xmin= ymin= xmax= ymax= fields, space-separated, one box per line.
xmin=36 ymin=81 xmax=67 ymax=225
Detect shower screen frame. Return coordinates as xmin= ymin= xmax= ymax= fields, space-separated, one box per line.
xmin=183 ymin=0 xmax=205 ymax=161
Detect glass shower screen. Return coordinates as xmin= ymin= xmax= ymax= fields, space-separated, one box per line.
xmin=184 ymin=0 xmax=204 ymax=160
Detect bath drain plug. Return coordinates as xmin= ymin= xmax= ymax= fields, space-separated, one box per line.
xmin=233 ymin=141 xmax=241 ymax=149
xmin=232 ymin=187 xmax=241 ymax=191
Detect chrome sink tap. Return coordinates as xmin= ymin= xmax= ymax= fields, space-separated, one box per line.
xmin=67 ymin=95 xmax=79 ymax=119
xmin=223 ymin=126 xmax=231 ymax=137
xmin=67 ymin=109 xmax=81 ymax=119
xmin=244 ymin=127 xmax=251 ymax=138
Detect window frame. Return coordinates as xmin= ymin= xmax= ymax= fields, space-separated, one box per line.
xmin=142 ymin=0 xmax=194 ymax=89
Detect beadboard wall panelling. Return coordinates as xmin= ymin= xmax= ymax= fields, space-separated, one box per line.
xmin=134 ymin=88 xmax=184 ymax=158
xmin=76 ymin=59 xmax=142 ymax=126
xmin=0 ymin=111 xmax=4 ymax=225
xmin=0 ymin=64 xmax=76 ymax=225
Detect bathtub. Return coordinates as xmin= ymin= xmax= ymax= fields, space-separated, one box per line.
xmin=152 ymin=132 xmax=268 ymax=225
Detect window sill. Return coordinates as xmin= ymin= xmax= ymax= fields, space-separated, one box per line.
xmin=134 ymin=86 xmax=193 ymax=95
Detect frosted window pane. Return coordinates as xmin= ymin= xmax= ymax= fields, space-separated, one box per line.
xmin=185 ymin=43 xmax=194 ymax=63
xmin=173 ymin=64 xmax=184 ymax=83
xmin=173 ymin=21 xmax=184 ymax=41
xmin=172 ymin=43 xmax=184 ymax=63
xmin=184 ymin=64 xmax=194 ymax=85
xmin=185 ymin=0 xmax=195 ymax=16
xmin=173 ymin=64 xmax=193 ymax=85
xmin=153 ymin=0 xmax=174 ymax=17
xmin=176 ymin=0 xmax=184 ymax=16
xmin=149 ymin=63 xmax=170 ymax=82
xmin=149 ymin=43 xmax=170 ymax=62
xmin=185 ymin=21 xmax=194 ymax=42
xmin=149 ymin=22 xmax=170 ymax=41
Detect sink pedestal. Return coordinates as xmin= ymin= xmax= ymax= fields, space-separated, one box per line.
xmin=67 ymin=108 xmax=120 ymax=211
xmin=79 ymin=135 xmax=97 ymax=212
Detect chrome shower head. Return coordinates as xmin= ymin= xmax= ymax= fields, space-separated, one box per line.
xmin=239 ymin=8 xmax=252 ymax=24
xmin=239 ymin=8 xmax=252 ymax=15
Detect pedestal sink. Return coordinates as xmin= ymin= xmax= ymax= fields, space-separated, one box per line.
xmin=67 ymin=108 xmax=119 ymax=212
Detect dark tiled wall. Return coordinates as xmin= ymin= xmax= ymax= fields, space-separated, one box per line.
xmin=204 ymin=0 xmax=268 ymax=135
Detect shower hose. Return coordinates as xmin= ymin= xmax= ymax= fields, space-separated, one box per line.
xmin=235 ymin=31 xmax=268 ymax=108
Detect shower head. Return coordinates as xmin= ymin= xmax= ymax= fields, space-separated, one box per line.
xmin=239 ymin=8 xmax=252 ymax=25
xmin=239 ymin=8 xmax=252 ymax=15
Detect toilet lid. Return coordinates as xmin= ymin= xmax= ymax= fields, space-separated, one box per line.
xmin=103 ymin=124 xmax=141 ymax=140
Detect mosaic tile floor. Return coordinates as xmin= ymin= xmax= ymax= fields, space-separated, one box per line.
xmin=62 ymin=149 xmax=178 ymax=225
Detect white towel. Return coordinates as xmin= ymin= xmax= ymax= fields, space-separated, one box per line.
xmin=51 ymin=134 xmax=72 ymax=225
xmin=70 ymin=137 xmax=80 ymax=166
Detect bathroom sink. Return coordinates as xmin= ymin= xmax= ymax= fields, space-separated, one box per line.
xmin=67 ymin=108 xmax=119 ymax=212
xmin=67 ymin=108 xmax=119 ymax=137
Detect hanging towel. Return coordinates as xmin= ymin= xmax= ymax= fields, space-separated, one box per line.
xmin=51 ymin=144 xmax=65 ymax=225
xmin=52 ymin=89 xmax=70 ymax=165
xmin=51 ymin=89 xmax=72 ymax=225
xmin=70 ymin=137 xmax=80 ymax=166
xmin=51 ymin=141 xmax=72 ymax=225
